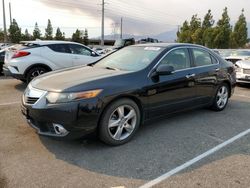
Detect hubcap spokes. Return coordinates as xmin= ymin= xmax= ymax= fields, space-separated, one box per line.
xmin=31 ymin=70 xmax=44 ymax=80
xmin=108 ymin=105 xmax=137 ymax=141
xmin=216 ymin=86 xmax=228 ymax=109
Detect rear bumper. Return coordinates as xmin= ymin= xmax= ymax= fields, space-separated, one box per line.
xmin=236 ymin=72 xmax=250 ymax=83
xmin=3 ymin=65 xmax=25 ymax=80
xmin=236 ymin=79 xmax=250 ymax=84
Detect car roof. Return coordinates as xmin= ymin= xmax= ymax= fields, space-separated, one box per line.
xmin=20 ymin=40 xmax=83 ymax=46
xmin=133 ymin=42 xmax=207 ymax=49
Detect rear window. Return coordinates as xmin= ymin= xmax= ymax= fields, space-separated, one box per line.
xmin=47 ymin=44 xmax=71 ymax=53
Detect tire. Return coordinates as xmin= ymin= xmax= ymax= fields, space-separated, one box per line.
xmin=20 ymin=79 xmax=26 ymax=83
xmin=26 ymin=67 xmax=48 ymax=83
xmin=211 ymin=83 xmax=229 ymax=111
xmin=99 ymin=99 xmax=141 ymax=146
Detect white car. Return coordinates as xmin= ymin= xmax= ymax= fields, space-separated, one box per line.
xmin=3 ymin=41 xmax=101 ymax=82
xmin=235 ymin=60 xmax=250 ymax=84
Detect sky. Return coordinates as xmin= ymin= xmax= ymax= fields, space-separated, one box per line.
xmin=0 ymin=0 xmax=250 ymax=38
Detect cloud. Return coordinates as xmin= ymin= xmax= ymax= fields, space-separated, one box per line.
xmin=38 ymin=0 xmax=250 ymax=36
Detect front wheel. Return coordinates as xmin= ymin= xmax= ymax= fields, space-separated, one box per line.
xmin=211 ymin=84 xmax=229 ymax=111
xmin=99 ymin=99 xmax=141 ymax=146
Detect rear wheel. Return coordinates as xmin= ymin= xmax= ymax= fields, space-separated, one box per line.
xmin=211 ymin=84 xmax=229 ymax=111
xmin=26 ymin=67 xmax=49 ymax=83
xmin=99 ymin=99 xmax=141 ymax=146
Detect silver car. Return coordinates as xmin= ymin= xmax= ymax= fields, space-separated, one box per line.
xmin=235 ymin=60 xmax=250 ymax=83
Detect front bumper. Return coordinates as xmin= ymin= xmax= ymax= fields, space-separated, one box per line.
xmin=21 ymin=97 xmax=103 ymax=139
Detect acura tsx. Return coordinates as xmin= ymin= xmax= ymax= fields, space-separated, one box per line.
xmin=21 ymin=43 xmax=236 ymax=145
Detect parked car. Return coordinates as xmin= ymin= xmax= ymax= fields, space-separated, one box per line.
xmin=224 ymin=50 xmax=250 ymax=64
xmin=3 ymin=40 xmax=101 ymax=82
xmin=0 ymin=49 xmax=5 ymax=75
xmin=21 ymin=43 xmax=236 ymax=145
xmin=235 ymin=60 xmax=250 ymax=84
xmin=105 ymin=38 xmax=136 ymax=54
xmin=0 ymin=43 xmax=13 ymax=50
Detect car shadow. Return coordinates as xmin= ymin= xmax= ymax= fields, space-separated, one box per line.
xmin=237 ymin=83 xmax=250 ymax=88
xmin=39 ymin=99 xmax=250 ymax=180
xmin=14 ymin=82 xmax=27 ymax=92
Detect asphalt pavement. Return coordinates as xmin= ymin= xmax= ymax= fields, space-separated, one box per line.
xmin=0 ymin=78 xmax=249 ymax=188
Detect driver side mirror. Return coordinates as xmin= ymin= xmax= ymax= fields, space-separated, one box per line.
xmin=91 ymin=51 xmax=98 ymax=57
xmin=155 ymin=64 xmax=174 ymax=76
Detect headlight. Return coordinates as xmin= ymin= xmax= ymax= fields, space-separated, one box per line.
xmin=46 ymin=89 xmax=103 ymax=103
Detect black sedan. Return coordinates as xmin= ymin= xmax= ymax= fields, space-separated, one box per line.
xmin=21 ymin=43 xmax=236 ymax=145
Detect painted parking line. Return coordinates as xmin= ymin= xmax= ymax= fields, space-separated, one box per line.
xmin=234 ymin=94 xmax=250 ymax=99
xmin=139 ymin=128 xmax=250 ymax=188
xmin=0 ymin=101 xmax=20 ymax=106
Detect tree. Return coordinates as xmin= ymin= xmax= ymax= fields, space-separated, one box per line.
xmin=8 ymin=19 xmax=22 ymax=43
xmin=21 ymin=29 xmax=32 ymax=41
xmin=83 ymin=29 xmax=89 ymax=45
xmin=33 ymin=22 xmax=41 ymax=39
xmin=45 ymin=19 xmax=53 ymax=40
xmin=202 ymin=10 xmax=215 ymax=47
xmin=213 ymin=7 xmax=232 ymax=49
xmin=189 ymin=14 xmax=202 ymax=44
xmin=72 ymin=29 xmax=82 ymax=43
xmin=0 ymin=29 xmax=4 ymax=42
xmin=233 ymin=9 xmax=248 ymax=48
xmin=177 ymin=20 xmax=192 ymax=43
xmin=54 ymin=27 xmax=65 ymax=40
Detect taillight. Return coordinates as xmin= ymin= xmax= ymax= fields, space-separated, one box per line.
xmin=12 ymin=51 xmax=30 ymax=59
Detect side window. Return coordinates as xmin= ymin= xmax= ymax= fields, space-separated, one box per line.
xmin=47 ymin=44 xmax=70 ymax=53
xmin=159 ymin=48 xmax=191 ymax=71
xmin=193 ymin=49 xmax=213 ymax=66
xmin=211 ymin=55 xmax=218 ymax=64
xmin=69 ymin=44 xmax=92 ymax=56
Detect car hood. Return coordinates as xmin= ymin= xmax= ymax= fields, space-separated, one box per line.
xmin=31 ymin=66 xmax=127 ymax=92
xmin=235 ymin=61 xmax=250 ymax=69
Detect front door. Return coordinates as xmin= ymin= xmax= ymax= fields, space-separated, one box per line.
xmin=68 ymin=44 xmax=98 ymax=66
xmin=146 ymin=48 xmax=197 ymax=119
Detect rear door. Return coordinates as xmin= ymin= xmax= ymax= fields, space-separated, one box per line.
xmin=45 ymin=44 xmax=73 ymax=69
xmin=190 ymin=48 xmax=220 ymax=104
xmin=68 ymin=44 xmax=99 ymax=66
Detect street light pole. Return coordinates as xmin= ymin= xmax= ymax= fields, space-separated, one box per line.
xmin=9 ymin=2 xmax=12 ymax=25
xmin=120 ymin=17 xmax=123 ymax=39
xmin=101 ymin=0 xmax=104 ymax=46
xmin=2 ymin=0 xmax=8 ymax=42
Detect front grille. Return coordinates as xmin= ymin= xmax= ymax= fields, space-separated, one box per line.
xmin=243 ymin=69 xmax=250 ymax=74
xmin=25 ymin=97 xmax=39 ymax=104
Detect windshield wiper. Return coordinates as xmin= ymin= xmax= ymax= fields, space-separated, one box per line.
xmin=105 ymin=66 xmax=120 ymax=71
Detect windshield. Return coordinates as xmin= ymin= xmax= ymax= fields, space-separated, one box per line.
xmin=95 ymin=46 xmax=164 ymax=71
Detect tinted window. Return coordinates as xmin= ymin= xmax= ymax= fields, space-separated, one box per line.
xmin=69 ymin=44 xmax=92 ymax=56
xmin=193 ymin=49 xmax=213 ymax=66
xmin=159 ymin=48 xmax=191 ymax=71
xmin=48 ymin=44 xmax=70 ymax=53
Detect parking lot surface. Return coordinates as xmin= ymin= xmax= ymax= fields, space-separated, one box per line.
xmin=0 ymin=78 xmax=250 ymax=188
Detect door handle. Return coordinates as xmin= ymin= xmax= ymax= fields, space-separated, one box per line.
xmin=215 ymin=68 xmax=220 ymax=72
xmin=186 ymin=73 xmax=196 ymax=79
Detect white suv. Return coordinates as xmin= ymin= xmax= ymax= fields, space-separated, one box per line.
xmin=3 ymin=40 xmax=101 ymax=82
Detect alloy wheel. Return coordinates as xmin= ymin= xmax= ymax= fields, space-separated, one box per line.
xmin=30 ymin=69 xmax=45 ymax=80
xmin=108 ymin=105 xmax=137 ymax=141
xmin=216 ymin=86 xmax=228 ymax=109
